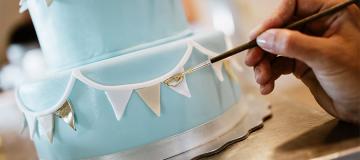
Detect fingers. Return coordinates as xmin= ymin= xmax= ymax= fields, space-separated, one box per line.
xmin=246 ymin=0 xmax=323 ymax=74
xmin=254 ymin=57 xmax=309 ymax=95
xmin=258 ymin=57 xmax=294 ymax=95
xmin=293 ymin=60 xmax=310 ymax=79
xmin=295 ymin=0 xmax=326 ymax=18
xmin=254 ymin=55 xmax=273 ymax=85
xmin=304 ymin=0 xmax=351 ymax=37
xmin=245 ymin=0 xmax=333 ymax=95
xmin=249 ymin=0 xmax=329 ymax=39
xmin=256 ymin=29 xmax=334 ymax=68
xmin=249 ymin=0 xmax=296 ymax=39
xmin=254 ymin=54 xmax=276 ymax=95
xmin=271 ymin=57 xmax=294 ymax=77
xmin=247 ymin=0 xmax=296 ymax=72
xmin=245 ymin=47 xmax=263 ymax=66
xmin=260 ymin=81 xmax=275 ymax=95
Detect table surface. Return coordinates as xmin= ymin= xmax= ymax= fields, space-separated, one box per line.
xmin=205 ymin=79 xmax=360 ymax=160
xmin=1 ymin=78 xmax=359 ymax=160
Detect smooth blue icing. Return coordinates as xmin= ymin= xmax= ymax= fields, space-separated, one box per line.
xmin=18 ymin=75 xmax=70 ymax=112
xmin=27 ymin=0 xmax=190 ymax=70
xmin=80 ymin=41 xmax=188 ymax=85
xmin=18 ymin=31 xmax=242 ymax=159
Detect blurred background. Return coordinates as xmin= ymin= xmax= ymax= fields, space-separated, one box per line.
xmin=1 ymin=0 xmax=333 ymax=160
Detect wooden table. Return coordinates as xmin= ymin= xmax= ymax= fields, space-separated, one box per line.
xmin=205 ymin=78 xmax=360 ymax=160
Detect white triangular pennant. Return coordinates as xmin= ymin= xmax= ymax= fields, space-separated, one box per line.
xmin=229 ymin=58 xmax=244 ymax=73
xmin=24 ymin=114 xmax=37 ymax=139
xmin=19 ymin=0 xmax=28 ymax=13
xmin=19 ymin=0 xmax=53 ymax=13
xmin=137 ymin=84 xmax=161 ymax=117
xmin=191 ymin=40 xmax=225 ymax=81
xmin=212 ymin=62 xmax=224 ymax=82
xmin=38 ymin=114 xmax=54 ymax=143
xmin=44 ymin=0 xmax=53 ymax=6
xmin=105 ymin=90 xmax=133 ymax=120
xmin=224 ymin=36 xmax=234 ymax=49
xmin=168 ymin=68 xmax=191 ymax=98
xmin=191 ymin=40 xmax=218 ymax=57
xmin=169 ymin=77 xmax=191 ymax=98
xmin=20 ymin=113 xmax=27 ymax=134
xmin=224 ymin=60 xmax=239 ymax=82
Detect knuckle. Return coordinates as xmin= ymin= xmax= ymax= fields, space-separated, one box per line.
xmin=278 ymin=30 xmax=295 ymax=53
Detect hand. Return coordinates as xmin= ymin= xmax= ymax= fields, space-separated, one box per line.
xmin=245 ymin=0 xmax=360 ymax=124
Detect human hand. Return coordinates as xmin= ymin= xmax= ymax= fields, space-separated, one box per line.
xmin=245 ymin=0 xmax=360 ymax=124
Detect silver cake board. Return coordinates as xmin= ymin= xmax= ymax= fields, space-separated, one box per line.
xmin=169 ymin=95 xmax=271 ymax=160
xmin=89 ymin=95 xmax=271 ymax=160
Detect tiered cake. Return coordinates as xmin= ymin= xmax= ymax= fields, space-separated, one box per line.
xmin=16 ymin=0 xmax=246 ymax=159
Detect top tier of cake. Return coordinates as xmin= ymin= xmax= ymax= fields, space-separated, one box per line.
xmin=27 ymin=0 xmax=189 ymax=70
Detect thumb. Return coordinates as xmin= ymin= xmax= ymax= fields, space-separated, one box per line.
xmin=256 ymin=29 xmax=333 ymax=67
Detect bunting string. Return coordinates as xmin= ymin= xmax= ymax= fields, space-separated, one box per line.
xmin=19 ymin=0 xmax=54 ymax=13
xmin=16 ymin=40 xmax=243 ymax=142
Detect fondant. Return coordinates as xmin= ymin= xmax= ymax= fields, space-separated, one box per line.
xmin=27 ymin=0 xmax=190 ymax=70
xmin=16 ymin=0 xmax=245 ymax=159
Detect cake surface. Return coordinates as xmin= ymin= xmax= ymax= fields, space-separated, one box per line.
xmin=27 ymin=0 xmax=190 ymax=70
xmin=16 ymin=0 xmax=245 ymax=159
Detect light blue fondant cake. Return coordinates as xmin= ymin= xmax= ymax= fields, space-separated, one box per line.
xmin=16 ymin=0 xmax=245 ymax=159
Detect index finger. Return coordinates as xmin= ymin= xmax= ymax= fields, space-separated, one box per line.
xmin=249 ymin=0 xmax=327 ymax=39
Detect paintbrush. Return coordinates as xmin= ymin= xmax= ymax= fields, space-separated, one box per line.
xmin=164 ymin=0 xmax=359 ymax=87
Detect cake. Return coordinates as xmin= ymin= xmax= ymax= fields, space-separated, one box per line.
xmin=16 ymin=0 xmax=246 ymax=159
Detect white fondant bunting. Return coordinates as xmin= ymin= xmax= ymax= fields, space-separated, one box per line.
xmin=169 ymin=81 xmax=191 ymax=98
xmin=190 ymin=40 xmax=218 ymax=57
xmin=191 ymin=40 xmax=225 ymax=81
xmin=15 ymin=38 xmax=246 ymax=145
xmin=229 ymin=58 xmax=244 ymax=73
xmin=105 ymin=90 xmax=133 ymax=120
xmin=212 ymin=62 xmax=224 ymax=82
xmin=167 ymin=68 xmax=191 ymax=98
xmin=224 ymin=36 xmax=234 ymax=49
xmin=191 ymin=38 xmax=243 ymax=81
xmin=44 ymin=0 xmax=53 ymax=6
xmin=24 ymin=114 xmax=37 ymax=139
xmin=20 ymin=113 xmax=27 ymax=134
xmin=224 ymin=61 xmax=239 ymax=82
xmin=168 ymin=78 xmax=191 ymax=98
xmin=19 ymin=0 xmax=53 ymax=13
xmin=38 ymin=114 xmax=54 ymax=143
xmin=137 ymin=84 xmax=161 ymax=117
xmin=19 ymin=0 xmax=28 ymax=13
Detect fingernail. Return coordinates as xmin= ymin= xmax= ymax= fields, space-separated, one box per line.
xmin=257 ymin=31 xmax=275 ymax=52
